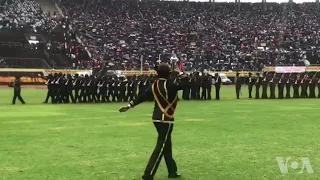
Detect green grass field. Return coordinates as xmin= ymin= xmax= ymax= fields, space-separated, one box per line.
xmin=0 ymin=86 xmax=319 ymax=180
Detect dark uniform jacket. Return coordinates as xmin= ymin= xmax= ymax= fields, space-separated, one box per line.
xmin=129 ymin=77 xmax=186 ymax=123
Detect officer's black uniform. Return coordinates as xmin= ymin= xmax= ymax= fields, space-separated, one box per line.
xmin=214 ymin=73 xmax=221 ymax=100
xmin=255 ymin=73 xmax=261 ymax=99
xmin=277 ymin=75 xmax=285 ymax=99
xmin=261 ymin=75 xmax=268 ymax=99
xmin=65 ymin=74 xmax=75 ymax=103
xmin=285 ymin=75 xmax=292 ymax=98
xmin=206 ymin=74 xmax=212 ymax=100
xmin=269 ymin=74 xmax=276 ymax=99
xmin=182 ymin=75 xmax=191 ymax=100
xmin=43 ymin=74 xmax=54 ymax=103
xmin=235 ymin=73 xmax=242 ymax=99
xmin=248 ymin=73 xmax=254 ymax=98
xmin=300 ymin=74 xmax=308 ymax=98
xmin=74 ymin=74 xmax=81 ymax=103
xmin=308 ymin=75 xmax=316 ymax=98
xmin=293 ymin=76 xmax=300 ymax=98
xmin=12 ymin=77 xmax=25 ymax=104
xmin=200 ymin=74 xmax=208 ymax=100
xmin=120 ymin=64 xmax=184 ymax=180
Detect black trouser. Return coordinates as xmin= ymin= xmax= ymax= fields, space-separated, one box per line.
xmin=293 ymin=84 xmax=300 ymax=98
xmin=142 ymin=123 xmax=177 ymax=180
xmin=262 ymin=84 xmax=268 ymax=99
xmin=300 ymin=84 xmax=307 ymax=98
xmin=74 ymin=89 xmax=80 ymax=102
xmin=308 ymin=84 xmax=316 ymax=98
xmin=12 ymin=89 xmax=25 ymax=104
xmin=278 ymin=84 xmax=284 ymax=99
xmin=269 ymin=84 xmax=276 ymax=99
xmin=248 ymin=84 xmax=253 ymax=98
xmin=236 ymin=84 xmax=241 ymax=99
xmin=182 ymin=87 xmax=190 ymax=100
xmin=44 ymin=89 xmax=54 ymax=103
xmin=285 ymin=84 xmax=291 ymax=98
xmin=255 ymin=85 xmax=260 ymax=99
xmin=215 ymin=85 xmax=220 ymax=100
xmin=207 ymin=85 xmax=212 ymax=100
xmin=201 ymin=86 xmax=207 ymax=100
xmin=65 ymin=90 xmax=75 ymax=103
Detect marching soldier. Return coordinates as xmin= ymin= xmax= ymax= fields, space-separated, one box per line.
xmin=308 ymin=72 xmax=317 ymax=98
xmin=79 ymin=75 xmax=88 ymax=102
xmin=43 ymin=74 xmax=54 ymax=103
xmin=119 ymin=63 xmax=185 ymax=180
xmin=190 ymin=73 xmax=197 ymax=100
xmin=214 ymin=73 xmax=221 ymax=100
xmin=235 ymin=72 xmax=242 ymax=99
xmin=65 ymin=74 xmax=75 ymax=103
xmin=248 ymin=72 xmax=254 ymax=98
xmin=269 ymin=73 xmax=276 ymax=99
xmin=300 ymin=73 xmax=308 ymax=98
xmin=182 ymin=74 xmax=191 ymax=100
xmin=285 ymin=73 xmax=292 ymax=99
xmin=277 ymin=73 xmax=285 ymax=99
xmin=293 ymin=74 xmax=300 ymax=98
xmin=98 ymin=76 xmax=107 ymax=102
xmin=73 ymin=74 xmax=81 ymax=103
xmin=255 ymin=73 xmax=262 ymax=99
xmin=201 ymin=73 xmax=208 ymax=100
xmin=261 ymin=72 xmax=268 ymax=99
xmin=12 ymin=76 xmax=26 ymax=105
xmin=127 ymin=77 xmax=135 ymax=102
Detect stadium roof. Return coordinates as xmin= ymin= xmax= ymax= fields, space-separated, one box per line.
xmin=169 ymin=0 xmax=316 ymax=3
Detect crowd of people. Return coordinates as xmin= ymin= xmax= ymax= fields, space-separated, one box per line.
xmin=56 ymin=0 xmax=320 ymax=71
xmin=0 ymin=0 xmax=57 ymax=33
xmin=2 ymin=0 xmax=320 ymax=71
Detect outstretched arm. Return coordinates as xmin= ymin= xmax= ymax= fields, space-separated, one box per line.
xmin=119 ymin=85 xmax=153 ymax=112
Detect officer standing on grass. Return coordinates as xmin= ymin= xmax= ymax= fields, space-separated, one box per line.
xmin=12 ymin=76 xmax=25 ymax=105
xmin=235 ymin=72 xmax=242 ymax=99
xmin=119 ymin=63 xmax=185 ymax=180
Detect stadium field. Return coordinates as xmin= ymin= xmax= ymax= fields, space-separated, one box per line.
xmin=0 ymin=86 xmax=319 ymax=180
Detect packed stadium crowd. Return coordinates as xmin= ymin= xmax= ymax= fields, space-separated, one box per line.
xmin=1 ymin=0 xmax=320 ymax=71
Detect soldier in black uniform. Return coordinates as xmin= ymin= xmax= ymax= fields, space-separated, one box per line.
xmin=190 ymin=73 xmax=197 ymax=100
xmin=73 ymin=74 xmax=81 ymax=103
xmin=248 ymin=73 xmax=254 ymax=98
xmin=119 ymin=63 xmax=184 ymax=180
xmin=308 ymin=73 xmax=317 ymax=98
xmin=269 ymin=73 xmax=276 ymax=99
xmin=235 ymin=73 xmax=242 ymax=99
xmin=214 ymin=73 xmax=221 ymax=100
xmin=109 ymin=77 xmax=116 ymax=102
xmin=285 ymin=74 xmax=292 ymax=99
xmin=206 ymin=73 xmax=212 ymax=100
xmin=43 ymin=74 xmax=54 ymax=103
xmin=201 ymin=73 xmax=208 ymax=100
xmin=261 ymin=72 xmax=268 ymax=99
xmin=277 ymin=74 xmax=285 ymax=99
xmin=127 ymin=77 xmax=135 ymax=102
xmin=300 ymin=73 xmax=308 ymax=98
xmin=98 ymin=76 xmax=107 ymax=102
xmin=182 ymin=74 xmax=191 ymax=100
xmin=12 ymin=76 xmax=26 ymax=105
xmin=293 ymin=74 xmax=300 ymax=98
xmin=255 ymin=73 xmax=261 ymax=99
xmin=65 ymin=74 xmax=75 ymax=103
